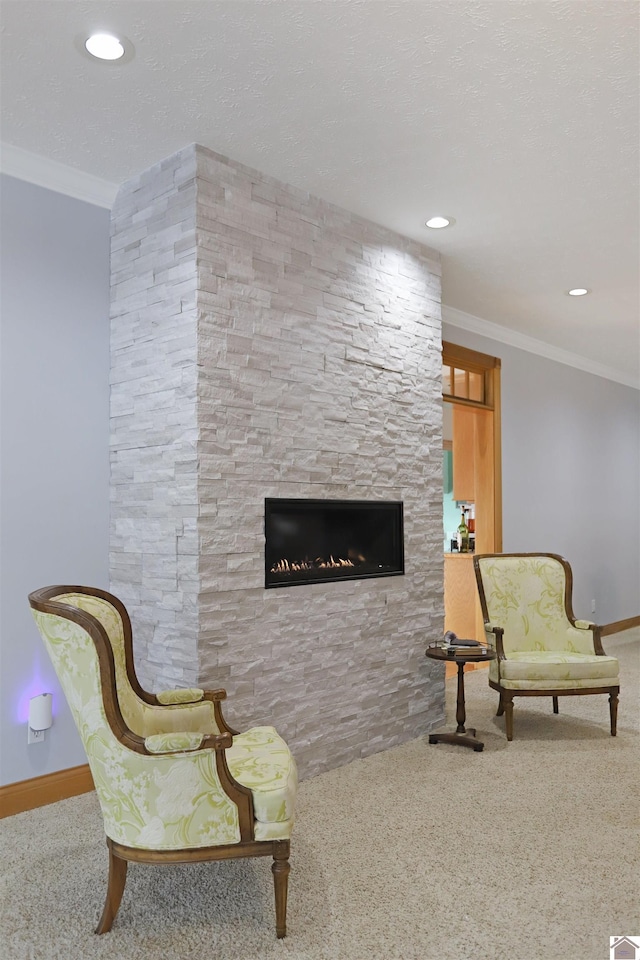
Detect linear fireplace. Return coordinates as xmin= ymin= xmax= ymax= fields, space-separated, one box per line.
xmin=265 ymin=498 xmax=404 ymax=588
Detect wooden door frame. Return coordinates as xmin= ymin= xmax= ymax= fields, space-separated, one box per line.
xmin=442 ymin=341 xmax=502 ymax=552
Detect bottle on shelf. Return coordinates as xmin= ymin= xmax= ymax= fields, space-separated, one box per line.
xmin=467 ymin=503 xmax=475 ymax=534
xmin=457 ymin=506 xmax=470 ymax=553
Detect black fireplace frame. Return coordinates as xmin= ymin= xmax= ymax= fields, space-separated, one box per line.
xmin=264 ymin=498 xmax=404 ymax=589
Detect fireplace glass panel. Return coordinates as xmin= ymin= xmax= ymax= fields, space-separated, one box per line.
xmin=265 ymin=499 xmax=404 ymax=588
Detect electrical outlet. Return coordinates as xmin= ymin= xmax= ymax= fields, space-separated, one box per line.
xmin=591 ymin=598 xmax=597 ymax=613
xmin=28 ymin=726 xmax=45 ymax=745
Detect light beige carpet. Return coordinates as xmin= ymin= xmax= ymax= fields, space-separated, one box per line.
xmin=2 ymin=631 xmax=638 ymax=960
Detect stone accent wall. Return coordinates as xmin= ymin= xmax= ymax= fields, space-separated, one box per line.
xmin=110 ymin=147 xmax=201 ymax=689
xmin=111 ymin=143 xmax=445 ymax=778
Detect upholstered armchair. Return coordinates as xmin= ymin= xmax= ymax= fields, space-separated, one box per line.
xmin=28 ymin=585 xmax=297 ymax=937
xmin=473 ymin=554 xmax=620 ymax=741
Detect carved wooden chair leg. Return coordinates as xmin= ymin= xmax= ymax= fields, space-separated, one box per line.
xmin=503 ymin=694 xmax=514 ymax=741
xmin=552 ymin=696 xmax=559 ymax=714
xmin=271 ymin=840 xmax=291 ymax=939
xmin=96 ymin=841 xmax=128 ymax=934
xmin=609 ymin=691 xmax=619 ymax=736
xmin=496 ymin=694 xmax=505 ymax=717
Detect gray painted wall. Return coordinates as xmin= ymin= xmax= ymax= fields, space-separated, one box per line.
xmin=442 ymin=322 xmax=640 ymax=624
xmin=0 ymin=175 xmax=110 ymax=787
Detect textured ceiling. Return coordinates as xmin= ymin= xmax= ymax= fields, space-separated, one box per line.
xmin=1 ymin=0 xmax=638 ymax=382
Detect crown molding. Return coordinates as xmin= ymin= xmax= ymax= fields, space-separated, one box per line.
xmin=0 ymin=143 xmax=118 ymax=209
xmin=442 ymin=304 xmax=639 ymax=390
xmin=0 ymin=141 xmax=637 ymax=391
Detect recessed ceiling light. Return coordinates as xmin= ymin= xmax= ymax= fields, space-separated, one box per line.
xmin=567 ymin=288 xmax=589 ymax=296
xmin=75 ymin=31 xmax=134 ymax=64
xmin=85 ymin=33 xmax=125 ymax=60
xmin=425 ymin=216 xmax=455 ymax=229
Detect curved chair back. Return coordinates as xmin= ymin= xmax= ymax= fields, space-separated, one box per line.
xmin=44 ymin=586 xmax=223 ymax=738
xmin=473 ymin=554 xmax=619 ymax=741
xmin=28 ymin=585 xmax=295 ymax=938
xmin=474 ymin=553 xmax=595 ymax=654
xmin=29 ymin=587 xmax=241 ymax=850
xmin=49 ymin=588 xmax=150 ymax=728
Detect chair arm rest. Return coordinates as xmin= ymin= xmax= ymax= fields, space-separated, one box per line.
xmin=144 ymin=688 xmax=237 ymax=737
xmin=132 ymin=731 xmax=254 ymax=836
xmin=152 ymin=687 xmax=230 ymax=715
xmin=483 ymin=622 xmax=505 ymax=657
xmin=568 ymin=618 xmax=606 ymax=653
xmin=203 ymin=689 xmax=228 ymax=703
xmin=155 ymin=687 xmax=204 ymax=705
xmin=143 ymin=731 xmax=233 ymax=754
xmin=144 ymin=732 xmax=204 ymax=753
xmin=203 ymin=689 xmax=238 ymax=735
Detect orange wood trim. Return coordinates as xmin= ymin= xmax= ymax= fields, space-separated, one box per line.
xmin=473 ymin=407 xmax=495 ymax=555
xmin=443 ymin=340 xmax=501 ymax=370
xmin=452 ymin=404 xmax=477 ymax=501
xmin=442 ymin=394 xmax=494 ymax=411
xmin=492 ymin=361 xmax=503 ymax=552
xmin=442 ymin=342 xmax=502 ymax=554
xmin=601 ymin=615 xmax=640 ymax=636
xmin=0 ymin=763 xmax=94 ymax=819
xmin=444 ymin=553 xmax=479 ymax=641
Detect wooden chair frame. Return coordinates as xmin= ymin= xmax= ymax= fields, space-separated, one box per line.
xmin=473 ymin=554 xmax=619 ymax=741
xmin=28 ymin=585 xmax=291 ymax=938
xmin=38 ymin=584 xmax=238 ymax=734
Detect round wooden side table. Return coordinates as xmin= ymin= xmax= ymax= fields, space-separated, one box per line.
xmin=425 ymin=645 xmax=497 ymax=752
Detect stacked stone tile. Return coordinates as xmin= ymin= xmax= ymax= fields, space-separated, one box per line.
xmin=110 ymin=148 xmax=200 ymax=688
xmin=111 ymin=143 xmax=445 ymax=777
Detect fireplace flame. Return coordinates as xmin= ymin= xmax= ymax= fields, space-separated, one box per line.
xmin=270 ymin=555 xmax=358 ymax=575
xmin=319 ymin=555 xmax=355 ymax=569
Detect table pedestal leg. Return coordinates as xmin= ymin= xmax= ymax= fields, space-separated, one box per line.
xmin=428 ymin=660 xmax=485 ymax=751
xmin=455 ymin=661 xmax=467 ymax=732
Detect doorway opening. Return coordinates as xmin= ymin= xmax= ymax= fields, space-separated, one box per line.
xmin=442 ymin=342 xmax=502 ymax=656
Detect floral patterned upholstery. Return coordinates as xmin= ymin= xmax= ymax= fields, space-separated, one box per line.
xmin=29 ymin=584 xmax=296 ymax=938
xmin=31 ymin=599 xmax=297 ymax=850
xmin=474 ymin=554 xmax=620 ymax=740
xmin=32 ymin=609 xmax=242 ymax=850
xmin=144 ymin=732 xmax=205 ymax=753
xmin=54 ymin=592 xmax=223 ymax=738
xmin=496 ymin=651 xmax=619 ymax=684
xmin=228 ymin=727 xmax=298 ymax=826
xmin=476 ymin=555 xmax=619 ymax=690
xmin=477 ymin=556 xmax=592 ymax=653
xmin=156 ymin=688 xmax=204 ymax=704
